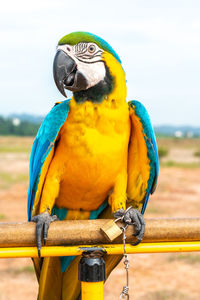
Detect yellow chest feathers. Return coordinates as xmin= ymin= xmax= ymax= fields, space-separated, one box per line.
xmin=59 ymin=97 xmax=130 ymax=157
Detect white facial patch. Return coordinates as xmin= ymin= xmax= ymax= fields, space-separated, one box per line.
xmin=77 ymin=60 xmax=106 ymax=89
xmin=57 ymin=43 xmax=106 ymax=89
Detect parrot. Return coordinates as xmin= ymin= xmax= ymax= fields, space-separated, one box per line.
xmin=27 ymin=31 xmax=159 ymax=300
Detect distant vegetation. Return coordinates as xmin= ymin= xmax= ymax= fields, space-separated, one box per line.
xmin=0 ymin=116 xmax=40 ymax=136
xmin=194 ymin=150 xmax=200 ymax=157
xmin=158 ymin=146 xmax=168 ymax=159
xmin=161 ymin=161 xmax=200 ymax=168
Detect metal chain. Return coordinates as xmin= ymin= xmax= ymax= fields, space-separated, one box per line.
xmin=119 ymin=224 xmax=130 ymax=300
xmin=114 ymin=206 xmax=132 ymax=299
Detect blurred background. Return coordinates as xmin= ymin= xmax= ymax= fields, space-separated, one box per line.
xmin=1 ymin=0 xmax=200 ymax=299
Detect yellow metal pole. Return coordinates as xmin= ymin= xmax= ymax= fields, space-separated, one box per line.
xmin=0 ymin=241 xmax=200 ymax=258
xmin=81 ymin=282 xmax=104 ymax=300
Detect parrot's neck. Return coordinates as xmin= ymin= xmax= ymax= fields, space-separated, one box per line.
xmin=102 ymin=51 xmax=127 ymax=105
xmin=73 ymin=52 xmax=127 ymax=105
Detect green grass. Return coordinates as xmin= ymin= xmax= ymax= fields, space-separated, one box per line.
xmin=5 ymin=265 xmax=35 ymax=275
xmin=157 ymin=137 xmax=200 ymax=150
xmin=168 ymin=253 xmax=200 ymax=265
xmin=0 ymin=136 xmax=33 ymax=153
xmin=158 ymin=146 xmax=168 ymax=159
xmin=142 ymin=290 xmax=192 ymax=300
xmin=194 ymin=150 xmax=200 ymax=157
xmin=0 ymin=145 xmax=31 ymax=153
xmin=0 ymin=172 xmax=28 ymax=189
xmin=146 ymin=206 xmax=164 ymax=214
xmin=161 ymin=160 xmax=200 ymax=168
xmin=15 ymin=265 xmax=35 ymax=274
xmin=0 ymin=214 xmax=6 ymax=220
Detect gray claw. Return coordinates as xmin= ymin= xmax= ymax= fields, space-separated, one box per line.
xmin=132 ymin=238 xmax=142 ymax=246
xmin=31 ymin=211 xmax=58 ymax=257
xmin=114 ymin=207 xmax=145 ymax=245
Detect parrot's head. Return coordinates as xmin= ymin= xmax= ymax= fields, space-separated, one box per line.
xmin=53 ymin=31 xmax=126 ymax=103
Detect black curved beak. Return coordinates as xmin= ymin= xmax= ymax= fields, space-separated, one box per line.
xmin=53 ymin=50 xmax=88 ymax=97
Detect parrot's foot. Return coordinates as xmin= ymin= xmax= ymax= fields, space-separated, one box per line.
xmin=113 ymin=207 xmax=145 ymax=245
xmin=31 ymin=211 xmax=58 ymax=257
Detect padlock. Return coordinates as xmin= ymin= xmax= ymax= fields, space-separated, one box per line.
xmin=100 ymin=220 xmax=122 ymax=242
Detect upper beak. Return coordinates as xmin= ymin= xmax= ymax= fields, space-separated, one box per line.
xmin=53 ymin=50 xmax=88 ymax=97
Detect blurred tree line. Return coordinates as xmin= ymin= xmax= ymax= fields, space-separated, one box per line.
xmin=0 ymin=116 xmax=40 ymax=136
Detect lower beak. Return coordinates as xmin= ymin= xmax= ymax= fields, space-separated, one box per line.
xmin=53 ymin=50 xmax=88 ymax=97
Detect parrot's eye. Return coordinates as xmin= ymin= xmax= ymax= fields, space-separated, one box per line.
xmin=88 ymin=44 xmax=96 ymax=53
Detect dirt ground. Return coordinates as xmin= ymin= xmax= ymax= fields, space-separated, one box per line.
xmin=0 ymin=136 xmax=200 ymax=299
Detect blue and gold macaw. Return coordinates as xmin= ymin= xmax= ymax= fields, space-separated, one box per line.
xmin=27 ymin=32 xmax=159 ymax=300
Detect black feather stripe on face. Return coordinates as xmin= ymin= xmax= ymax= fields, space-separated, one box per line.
xmin=73 ymin=65 xmax=114 ymax=103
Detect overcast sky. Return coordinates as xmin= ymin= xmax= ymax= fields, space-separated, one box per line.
xmin=0 ymin=0 xmax=200 ymax=125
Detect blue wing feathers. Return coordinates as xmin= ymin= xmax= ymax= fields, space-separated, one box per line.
xmin=129 ymin=100 xmax=159 ymax=214
xmin=27 ymin=100 xmax=70 ymax=220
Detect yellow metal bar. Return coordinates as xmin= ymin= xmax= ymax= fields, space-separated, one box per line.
xmin=0 ymin=241 xmax=200 ymax=258
xmin=81 ymin=282 xmax=104 ymax=300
